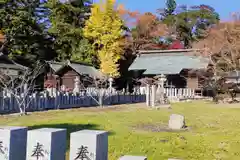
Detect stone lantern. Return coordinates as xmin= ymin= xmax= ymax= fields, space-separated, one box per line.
xmin=158 ymin=74 xmax=167 ymax=90
xmin=157 ymin=74 xmax=167 ymax=105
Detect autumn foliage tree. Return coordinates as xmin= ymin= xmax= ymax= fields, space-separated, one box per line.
xmin=118 ymin=6 xmax=168 ymax=52
xmin=194 ymin=21 xmax=240 ymax=76
xmin=84 ymin=0 xmax=124 ymax=78
xmin=193 ymin=14 xmax=240 ymax=101
xmin=131 ymin=12 xmax=168 ymax=50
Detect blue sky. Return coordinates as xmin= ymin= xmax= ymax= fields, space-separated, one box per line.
xmin=94 ymin=0 xmax=240 ymax=21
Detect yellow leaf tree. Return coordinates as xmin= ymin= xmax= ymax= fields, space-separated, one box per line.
xmin=83 ymin=0 xmax=124 ymax=78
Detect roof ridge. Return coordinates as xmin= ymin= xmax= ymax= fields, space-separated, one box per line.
xmin=46 ymin=61 xmax=65 ymax=65
xmin=0 ymin=53 xmax=27 ymax=69
xmin=69 ymin=61 xmax=92 ymax=67
xmin=138 ymin=49 xmax=201 ymax=54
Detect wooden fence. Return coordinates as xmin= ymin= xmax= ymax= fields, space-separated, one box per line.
xmin=0 ymin=90 xmax=146 ymax=114
xmin=0 ymin=86 xmax=202 ymax=114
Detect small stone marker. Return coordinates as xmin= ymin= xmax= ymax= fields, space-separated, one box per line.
xmin=168 ymin=114 xmax=185 ymax=130
xmin=69 ymin=130 xmax=108 ymax=160
xmin=146 ymin=84 xmax=150 ymax=106
xmin=119 ymin=155 xmax=147 ymax=160
xmin=0 ymin=126 xmax=27 ymax=160
xmin=26 ymin=128 xmax=67 ymax=160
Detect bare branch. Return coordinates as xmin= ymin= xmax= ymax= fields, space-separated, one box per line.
xmin=0 ymin=62 xmax=45 ymax=115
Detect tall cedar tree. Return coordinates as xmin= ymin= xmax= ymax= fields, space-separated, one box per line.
xmin=47 ymin=0 xmax=96 ymax=65
xmin=0 ymin=0 xmax=56 ymax=66
xmin=84 ymin=0 xmax=124 ymax=77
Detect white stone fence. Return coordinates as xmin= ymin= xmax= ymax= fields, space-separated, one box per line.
xmin=142 ymin=85 xmax=198 ymax=100
xmin=0 ymin=126 xmax=148 ymax=160
xmin=163 ymin=88 xmax=196 ymax=99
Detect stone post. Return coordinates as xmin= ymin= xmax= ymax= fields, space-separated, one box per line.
xmin=73 ymin=76 xmax=80 ymax=95
xmin=69 ymin=130 xmax=108 ymax=160
xmin=0 ymin=126 xmax=27 ymax=160
xmin=151 ymin=85 xmax=156 ymax=107
xmin=26 ymin=128 xmax=67 ymax=160
xmin=108 ymin=78 xmax=113 ymax=89
xmin=119 ymin=155 xmax=147 ymax=160
xmin=145 ymin=84 xmax=150 ymax=106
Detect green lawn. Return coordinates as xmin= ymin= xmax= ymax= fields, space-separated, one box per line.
xmin=1 ymin=101 xmax=240 ymax=160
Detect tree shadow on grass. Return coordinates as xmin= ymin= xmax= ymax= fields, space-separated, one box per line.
xmin=28 ymin=123 xmax=115 ymax=150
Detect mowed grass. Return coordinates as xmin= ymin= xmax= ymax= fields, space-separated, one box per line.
xmin=1 ymin=101 xmax=240 ymax=160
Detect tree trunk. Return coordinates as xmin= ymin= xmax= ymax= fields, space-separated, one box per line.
xmin=19 ymin=106 xmax=26 ymax=116
xmin=98 ymin=89 xmax=104 ymax=107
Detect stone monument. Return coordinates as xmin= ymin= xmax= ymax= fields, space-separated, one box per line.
xmin=168 ymin=114 xmax=186 ymax=130
xmin=0 ymin=126 xmax=27 ymax=160
xmin=69 ymin=130 xmax=108 ymax=160
xmin=26 ymin=128 xmax=67 ymax=160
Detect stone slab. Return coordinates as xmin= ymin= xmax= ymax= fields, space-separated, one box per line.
xmin=0 ymin=126 xmax=27 ymax=160
xmin=168 ymin=114 xmax=185 ymax=130
xmin=26 ymin=128 xmax=66 ymax=160
xmin=119 ymin=155 xmax=147 ymax=160
xmin=69 ymin=130 xmax=108 ymax=160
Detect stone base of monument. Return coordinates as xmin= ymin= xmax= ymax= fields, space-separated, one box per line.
xmin=119 ymin=155 xmax=147 ymax=160
xmin=133 ymin=114 xmax=190 ymax=133
xmin=155 ymin=104 xmax=172 ymax=110
xmin=133 ymin=123 xmax=189 ymax=133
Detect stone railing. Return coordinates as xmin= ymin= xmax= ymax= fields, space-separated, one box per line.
xmin=0 ymin=126 xmax=148 ymax=160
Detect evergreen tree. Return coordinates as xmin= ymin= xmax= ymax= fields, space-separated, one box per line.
xmin=47 ymin=0 xmax=94 ymax=64
xmin=159 ymin=2 xmax=220 ymax=48
xmin=71 ymin=39 xmax=98 ymax=67
xmin=0 ymin=0 xmax=56 ymax=65
xmin=160 ymin=0 xmax=176 ymax=17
